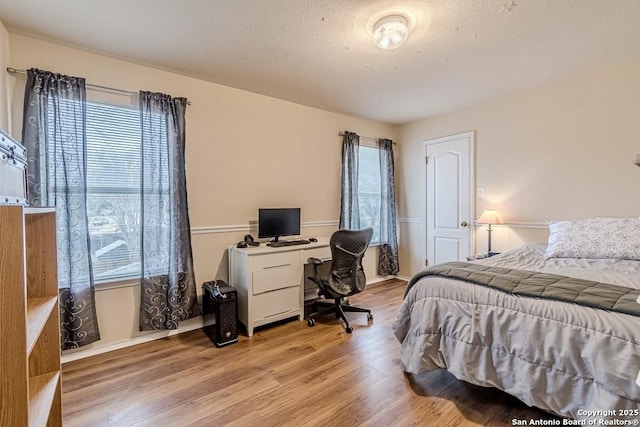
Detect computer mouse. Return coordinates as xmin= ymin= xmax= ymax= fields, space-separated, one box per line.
xmin=309 ymin=237 xmax=318 ymax=242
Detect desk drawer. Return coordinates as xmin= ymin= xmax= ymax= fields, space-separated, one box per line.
xmin=301 ymin=246 xmax=331 ymax=262
xmin=252 ymin=286 xmax=300 ymax=321
xmin=249 ymin=251 xmax=299 ymax=271
xmin=252 ymin=264 xmax=301 ymax=295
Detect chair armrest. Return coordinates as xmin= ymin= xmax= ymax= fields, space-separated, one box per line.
xmin=307 ymin=257 xmax=327 ymax=295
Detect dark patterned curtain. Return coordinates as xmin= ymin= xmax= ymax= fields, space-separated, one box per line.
xmin=339 ymin=131 xmax=360 ymax=229
xmin=377 ymin=138 xmax=399 ymax=275
xmin=22 ymin=68 xmax=100 ymax=349
xmin=138 ymin=91 xmax=198 ymax=330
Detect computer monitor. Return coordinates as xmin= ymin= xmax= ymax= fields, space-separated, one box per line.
xmin=258 ymin=208 xmax=300 ymax=242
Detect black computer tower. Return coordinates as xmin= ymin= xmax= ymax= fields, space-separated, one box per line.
xmin=202 ymin=280 xmax=239 ymax=347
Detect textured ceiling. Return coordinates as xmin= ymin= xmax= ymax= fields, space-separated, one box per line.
xmin=1 ymin=0 xmax=640 ymax=124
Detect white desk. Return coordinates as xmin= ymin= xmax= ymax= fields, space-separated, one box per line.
xmin=229 ymin=238 xmax=331 ymax=336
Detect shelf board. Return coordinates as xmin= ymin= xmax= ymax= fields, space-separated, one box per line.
xmin=26 ymin=296 xmax=57 ymax=356
xmin=28 ymin=371 xmax=60 ymax=427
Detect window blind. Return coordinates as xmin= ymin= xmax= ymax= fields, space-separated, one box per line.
xmin=85 ymin=101 xmax=143 ymax=283
xmin=357 ymin=145 xmax=382 ymax=243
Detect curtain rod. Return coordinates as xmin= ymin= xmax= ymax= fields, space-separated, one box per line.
xmin=6 ymin=67 xmax=191 ymax=105
xmin=339 ymin=132 xmax=396 ymax=144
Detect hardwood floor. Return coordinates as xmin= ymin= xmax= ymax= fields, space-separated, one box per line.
xmin=61 ymin=279 xmax=556 ymax=426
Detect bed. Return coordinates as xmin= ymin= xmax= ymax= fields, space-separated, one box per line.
xmin=392 ymin=217 xmax=640 ymax=419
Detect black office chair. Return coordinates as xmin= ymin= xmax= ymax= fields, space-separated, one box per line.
xmin=306 ymin=227 xmax=374 ymax=333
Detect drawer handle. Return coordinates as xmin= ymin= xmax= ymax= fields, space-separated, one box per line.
xmin=255 ymin=284 xmax=298 ymax=294
xmin=264 ymin=309 xmax=294 ymax=318
xmin=262 ymin=264 xmax=291 ymax=269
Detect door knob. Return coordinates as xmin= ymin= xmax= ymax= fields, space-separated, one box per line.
xmin=461 ymin=221 xmax=468 ymax=227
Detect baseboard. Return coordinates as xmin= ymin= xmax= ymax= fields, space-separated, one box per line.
xmin=61 ymin=316 xmax=216 ymax=364
xmin=366 ymin=276 xmax=396 ymax=285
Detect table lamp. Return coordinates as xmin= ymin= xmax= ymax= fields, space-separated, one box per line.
xmin=477 ymin=209 xmax=502 ymax=256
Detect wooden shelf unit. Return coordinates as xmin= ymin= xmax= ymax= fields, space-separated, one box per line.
xmin=0 ymin=206 xmax=62 ymax=427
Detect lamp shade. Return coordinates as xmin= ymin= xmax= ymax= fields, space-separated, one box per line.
xmin=372 ymin=15 xmax=409 ymax=50
xmin=477 ymin=209 xmax=502 ymax=225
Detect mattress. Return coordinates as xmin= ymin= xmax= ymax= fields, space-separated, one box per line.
xmin=392 ymin=245 xmax=640 ymax=419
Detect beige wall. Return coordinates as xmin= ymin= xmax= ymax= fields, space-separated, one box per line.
xmin=397 ymin=60 xmax=640 ymax=277
xmin=0 ymin=19 xmax=11 ymax=131
xmin=6 ymin=34 xmax=395 ymax=358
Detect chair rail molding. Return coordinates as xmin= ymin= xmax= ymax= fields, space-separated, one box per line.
xmin=399 ymin=218 xmax=422 ymax=224
xmin=473 ymin=221 xmax=548 ymax=230
xmin=191 ymin=220 xmax=340 ymax=235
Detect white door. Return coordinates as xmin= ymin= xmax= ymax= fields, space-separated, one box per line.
xmin=424 ymin=132 xmax=474 ymax=266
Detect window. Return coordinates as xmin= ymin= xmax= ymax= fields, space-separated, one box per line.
xmin=85 ymin=102 xmax=143 ymax=283
xmin=45 ymin=98 xmax=170 ymax=286
xmin=357 ymin=145 xmax=381 ymax=243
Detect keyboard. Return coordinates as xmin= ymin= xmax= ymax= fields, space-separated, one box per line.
xmin=267 ymin=239 xmax=311 ymax=247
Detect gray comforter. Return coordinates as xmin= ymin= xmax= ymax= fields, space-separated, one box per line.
xmin=405 ymin=261 xmax=640 ymax=317
xmin=392 ymin=245 xmax=640 ymax=419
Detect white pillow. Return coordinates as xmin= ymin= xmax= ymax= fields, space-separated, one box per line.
xmin=545 ymin=217 xmax=640 ymax=260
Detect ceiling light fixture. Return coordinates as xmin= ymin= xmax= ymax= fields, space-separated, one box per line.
xmin=372 ymin=15 xmax=409 ymax=50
